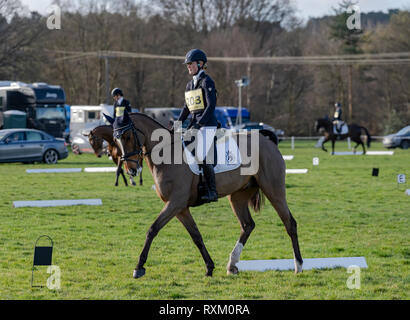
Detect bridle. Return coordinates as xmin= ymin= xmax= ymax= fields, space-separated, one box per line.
xmin=113 ymin=122 xmax=147 ymax=167
xmin=89 ymin=129 xmax=105 ymax=153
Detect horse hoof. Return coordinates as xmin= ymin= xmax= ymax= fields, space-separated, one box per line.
xmin=227 ymin=266 xmax=239 ymax=275
xmin=205 ymin=268 xmax=214 ymax=277
xmin=133 ymin=268 xmax=146 ymax=279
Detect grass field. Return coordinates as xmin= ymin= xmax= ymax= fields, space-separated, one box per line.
xmin=0 ymin=140 xmax=409 ymax=300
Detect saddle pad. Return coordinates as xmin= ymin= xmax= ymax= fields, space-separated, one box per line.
xmin=333 ymin=123 xmax=349 ymax=135
xmin=183 ymin=134 xmax=241 ymax=175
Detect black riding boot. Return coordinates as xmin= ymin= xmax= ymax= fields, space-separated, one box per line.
xmin=201 ymin=164 xmax=218 ymax=202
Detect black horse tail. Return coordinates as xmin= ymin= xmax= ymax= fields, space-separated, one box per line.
xmin=260 ymin=129 xmax=278 ymax=145
xmin=360 ymin=126 xmax=371 ymax=147
xmin=249 ymin=188 xmax=265 ymax=213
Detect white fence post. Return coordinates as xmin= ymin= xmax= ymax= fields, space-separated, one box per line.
xmin=291 ymin=136 xmax=295 ymax=150
xmin=347 ymin=137 xmax=351 ymax=150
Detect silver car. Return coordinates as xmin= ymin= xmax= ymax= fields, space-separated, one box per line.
xmin=383 ymin=126 xmax=410 ymax=149
xmin=0 ymin=129 xmax=68 ymax=164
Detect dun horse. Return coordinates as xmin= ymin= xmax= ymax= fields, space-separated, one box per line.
xmin=85 ymin=125 xmax=143 ymax=186
xmin=105 ymin=111 xmax=303 ymax=279
xmin=315 ymin=118 xmax=371 ymax=155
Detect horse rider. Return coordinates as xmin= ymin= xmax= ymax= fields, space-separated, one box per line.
xmin=112 ymin=88 xmax=131 ymax=119
xmin=333 ymin=102 xmax=343 ymax=133
xmin=176 ymin=48 xmax=218 ymax=203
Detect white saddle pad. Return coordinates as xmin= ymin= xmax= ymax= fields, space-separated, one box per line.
xmin=183 ymin=133 xmax=241 ymax=175
xmin=333 ymin=122 xmax=348 ymax=135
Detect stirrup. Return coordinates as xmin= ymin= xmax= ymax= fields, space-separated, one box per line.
xmin=201 ymin=191 xmax=218 ymax=202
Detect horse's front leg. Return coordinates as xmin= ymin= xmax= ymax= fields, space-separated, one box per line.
xmin=331 ymin=139 xmax=335 ymax=155
xmin=134 ymin=201 xmax=185 ymax=279
xmin=176 ymin=208 xmax=215 ymax=276
xmin=321 ymin=137 xmax=328 ymax=153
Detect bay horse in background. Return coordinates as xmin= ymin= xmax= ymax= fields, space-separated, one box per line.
xmin=315 ymin=118 xmax=371 ymax=155
xmin=105 ymin=111 xmax=303 ymax=279
xmin=85 ymin=125 xmax=143 ymax=186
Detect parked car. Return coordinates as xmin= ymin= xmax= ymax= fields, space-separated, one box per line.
xmin=0 ymin=128 xmax=68 ymax=164
xmin=383 ymin=125 xmax=410 ymax=149
xmin=70 ymin=128 xmax=108 ymax=155
xmin=231 ymin=122 xmax=285 ymax=142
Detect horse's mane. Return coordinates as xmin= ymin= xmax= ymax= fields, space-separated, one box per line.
xmin=129 ymin=112 xmax=171 ymax=132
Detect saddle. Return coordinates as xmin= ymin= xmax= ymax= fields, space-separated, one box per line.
xmin=182 ymin=130 xmax=241 ymax=207
xmin=182 ymin=129 xmax=242 ymax=175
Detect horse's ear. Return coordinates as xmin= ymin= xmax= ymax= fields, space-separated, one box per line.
xmin=103 ymin=113 xmax=114 ymax=124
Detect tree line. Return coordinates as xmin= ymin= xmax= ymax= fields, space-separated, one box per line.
xmin=1 ymin=0 xmax=409 ymax=135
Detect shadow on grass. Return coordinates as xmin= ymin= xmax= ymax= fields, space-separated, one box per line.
xmin=57 ymin=161 xmax=112 ymax=166
xmin=286 ymin=184 xmax=314 ymax=189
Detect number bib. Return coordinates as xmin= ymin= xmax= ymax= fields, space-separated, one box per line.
xmin=185 ymin=89 xmax=205 ymax=113
xmin=116 ymin=106 xmax=125 ymax=117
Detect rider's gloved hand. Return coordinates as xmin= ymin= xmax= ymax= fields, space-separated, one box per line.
xmin=191 ymin=123 xmax=201 ymax=130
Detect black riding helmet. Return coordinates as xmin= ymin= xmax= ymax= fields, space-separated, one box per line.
xmin=111 ymin=88 xmax=123 ymax=97
xmin=183 ymin=49 xmax=207 ymax=65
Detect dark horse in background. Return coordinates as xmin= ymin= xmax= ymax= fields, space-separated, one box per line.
xmin=315 ymin=118 xmax=371 ymax=155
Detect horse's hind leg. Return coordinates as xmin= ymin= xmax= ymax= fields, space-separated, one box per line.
xmin=353 ymin=142 xmax=359 ymax=154
xmin=257 ymin=175 xmax=303 ymax=273
xmin=176 ymin=208 xmax=215 ymax=276
xmin=270 ymin=197 xmax=302 ymax=272
xmin=129 ymin=175 xmax=137 ymax=186
xmin=226 ymin=187 xmax=257 ymax=275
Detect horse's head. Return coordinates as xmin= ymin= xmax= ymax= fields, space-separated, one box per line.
xmin=104 ymin=111 xmax=144 ymax=177
xmin=315 ymin=117 xmax=331 ymax=133
xmin=85 ymin=129 xmax=104 ymax=158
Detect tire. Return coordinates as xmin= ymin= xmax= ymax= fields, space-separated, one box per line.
xmin=401 ymin=140 xmax=409 ymax=149
xmin=43 ymin=149 xmax=59 ymax=164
